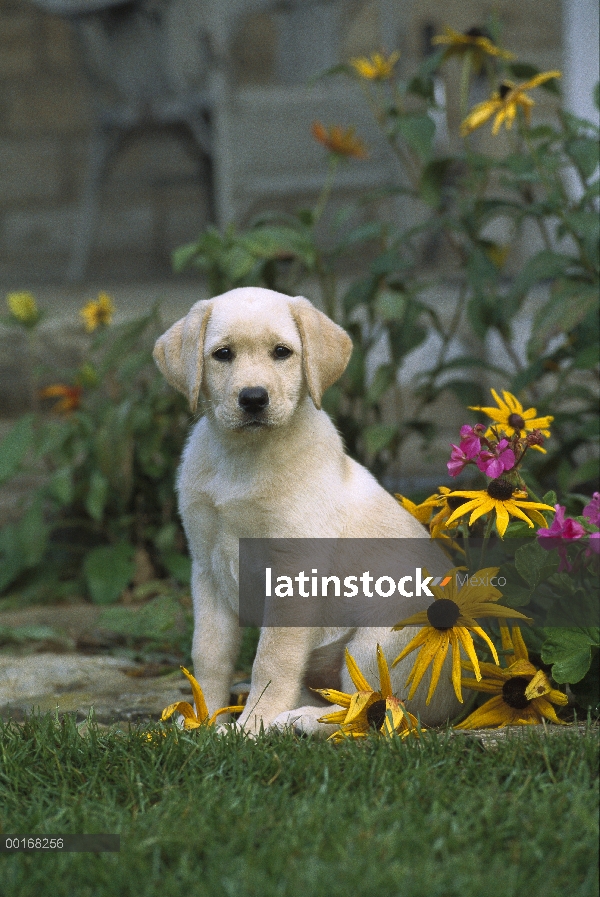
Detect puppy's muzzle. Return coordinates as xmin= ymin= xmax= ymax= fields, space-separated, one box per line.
xmin=238 ymin=386 xmax=269 ymax=415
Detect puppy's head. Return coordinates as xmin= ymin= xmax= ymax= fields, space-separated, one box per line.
xmin=153 ymin=287 xmax=352 ymax=429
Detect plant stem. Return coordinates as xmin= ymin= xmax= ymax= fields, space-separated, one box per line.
xmin=479 ymin=513 xmax=495 ymax=568
xmin=313 ymin=156 xmax=339 ymax=227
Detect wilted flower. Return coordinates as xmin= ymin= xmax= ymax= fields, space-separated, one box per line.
xmin=456 ymin=626 xmax=568 ymax=728
xmin=6 ymin=291 xmax=40 ymax=327
xmin=350 ymin=50 xmax=400 ymax=81
xmin=311 ymin=121 xmax=369 ymax=159
xmin=432 ymin=26 xmax=515 ymax=68
xmin=80 ymin=292 xmax=115 ymax=332
xmin=315 ymin=646 xmax=421 ymax=739
xmin=161 ymin=667 xmax=244 ymax=729
xmin=461 ymin=71 xmax=561 ymax=136
xmin=39 ymin=383 xmax=82 ymax=414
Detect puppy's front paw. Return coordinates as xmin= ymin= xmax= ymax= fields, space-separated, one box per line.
xmin=271 ymin=706 xmax=332 ymax=738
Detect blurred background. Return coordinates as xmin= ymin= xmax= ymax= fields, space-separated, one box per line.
xmin=0 ymin=0 xmax=597 ymax=289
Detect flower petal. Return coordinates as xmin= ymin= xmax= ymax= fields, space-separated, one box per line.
xmin=377 ymin=644 xmax=393 ymax=698
xmin=345 ymin=649 xmax=373 ymax=692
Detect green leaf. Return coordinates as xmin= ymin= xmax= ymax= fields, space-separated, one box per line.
xmin=239 ymin=226 xmax=316 ymax=268
xmin=442 ymin=380 xmax=484 ymax=408
xmin=375 ymin=289 xmax=406 ymax=321
xmin=542 ymin=491 xmax=558 ymax=507
xmin=541 ymin=628 xmax=600 ymax=684
xmin=394 ymin=113 xmax=436 ymax=161
xmin=569 ymin=654 xmax=599 ymax=710
xmin=565 ymin=137 xmax=598 ymax=180
xmin=362 ymin=424 xmax=398 ymax=455
xmin=366 ymin=364 xmax=396 ymax=405
xmin=162 ymin=550 xmax=192 ymax=586
xmin=508 ymin=250 xmax=574 ymax=309
xmin=85 ymin=471 xmax=109 ymax=522
xmin=419 ymin=159 xmax=452 ymax=207
xmin=48 ymin=467 xmax=74 ymax=506
xmin=565 ymin=457 xmax=600 ymax=490
xmin=507 ymin=63 xmax=540 ymax=81
xmin=514 ymin=540 xmax=558 ymax=589
xmin=528 ymin=281 xmax=598 ymax=358
xmin=343 ymin=278 xmax=375 ymax=313
xmin=342 ymin=347 xmax=366 ymax=395
xmin=83 ymin=544 xmax=136 ymax=605
xmin=171 ymin=240 xmax=202 ymax=273
xmin=0 ymin=414 xmax=34 ymax=485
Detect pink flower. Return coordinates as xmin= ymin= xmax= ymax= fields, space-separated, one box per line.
xmin=476 ymin=438 xmax=516 ymax=478
xmin=583 ymin=492 xmax=600 ymax=526
xmin=447 ymin=437 xmax=481 ymax=477
xmin=537 ymin=504 xmax=587 ymax=571
xmin=460 ymin=423 xmax=485 ymax=440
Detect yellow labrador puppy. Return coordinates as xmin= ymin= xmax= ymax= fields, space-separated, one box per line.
xmin=153 ymin=287 xmax=460 ymax=734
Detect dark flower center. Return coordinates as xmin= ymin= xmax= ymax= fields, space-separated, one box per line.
xmin=447 ymin=496 xmax=469 ymax=511
xmin=487 ymin=478 xmax=514 ymax=501
xmin=465 ymin=27 xmax=489 ymax=39
xmin=502 ymin=676 xmax=531 ymax=710
xmin=366 ymin=699 xmax=387 ymax=731
xmin=508 ymin=412 xmax=525 ymax=430
xmin=427 ymin=598 xmax=461 ymax=630
xmin=499 ymin=83 xmax=512 ymax=99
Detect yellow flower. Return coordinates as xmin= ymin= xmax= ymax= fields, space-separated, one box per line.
xmin=445 ymin=480 xmax=555 ymax=537
xmin=469 ymin=388 xmax=553 ymax=452
xmin=39 ymin=383 xmax=82 ymax=414
xmin=392 ymin=568 xmax=531 ymax=705
xmin=6 ymin=291 xmax=40 ymax=327
xmin=432 ymin=26 xmax=515 ymax=66
xmin=461 ymin=71 xmax=561 ymax=135
xmin=315 ymin=646 xmax=421 ymax=740
xmin=456 ymin=625 xmax=568 ymax=728
xmin=161 ymin=667 xmax=244 ymax=730
xmin=350 ymin=50 xmax=400 ymax=81
xmin=311 ymin=121 xmax=369 ymax=159
xmin=396 ymin=487 xmax=468 ymax=544
xmin=80 ymin=292 xmax=115 ymax=332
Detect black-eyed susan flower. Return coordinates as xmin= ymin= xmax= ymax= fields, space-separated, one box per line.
xmin=396 ymin=487 xmax=468 ymax=542
xmin=6 ymin=291 xmax=40 ymax=327
xmin=392 ymin=568 xmax=531 ymax=705
xmin=161 ymin=666 xmax=244 ymax=730
xmin=315 ymin=645 xmax=421 ymax=739
xmin=80 ymin=292 xmax=115 ymax=332
xmin=445 ymin=478 xmax=554 ymax=537
xmin=311 ymin=121 xmax=369 ymax=159
xmin=350 ymin=50 xmax=400 ymax=81
xmin=431 ymin=26 xmax=515 ymax=67
xmin=469 ymin=388 xmax=553 ymax=451
xmin=456 ymin=625 xmax=568 ymax=728
xmin=39 ymin=383 xmax=82 ymax=414
xmin=460 ymin=70 xmax=561 ymax=135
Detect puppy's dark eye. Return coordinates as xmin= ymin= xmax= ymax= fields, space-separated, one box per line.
xmin=273 ymin=345 xmax=292 ymax=359
xmin=213 ymin=347 xmax=233 ymax=361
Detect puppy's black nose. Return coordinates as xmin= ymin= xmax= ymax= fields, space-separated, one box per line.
xmin=238 ymin=386 xmax=269 ymax=413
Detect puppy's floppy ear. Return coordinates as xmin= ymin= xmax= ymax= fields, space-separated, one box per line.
xmin=153 ymin=299 xmax=213 ymax=412
xmin=290 ymin=297 xmax=353 ymax=409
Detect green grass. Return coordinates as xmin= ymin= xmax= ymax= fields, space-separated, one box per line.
xmin=0 ymin=714 xmax=598 ymax=897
